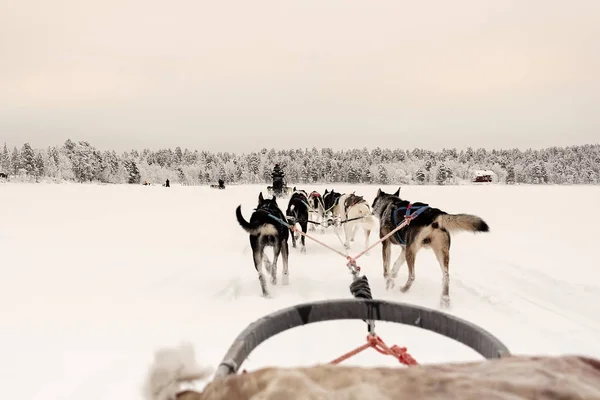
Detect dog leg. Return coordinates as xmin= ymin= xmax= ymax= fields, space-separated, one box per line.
xmin=281 ymin=239 xmax=290 ymax=285
xmin=433 ymin=231 xmax=451 ymax=307
xmin=262 ymin=253 xmax=272 ymax=277
xmin=271 ymin=242 xmax=281 ymax=285
xmin=290 ymin=226 xmax=297 ymax=248
xmin=253 ymin=244 xmax=269 ymax=297
xmin=319 ymin=211 xmax=325 ymax=233
xmin=300 ymin=222 xmax=307 ymax=254
xmin=350 ymin=224 xmax=357 ymax=242
xmin=343 ymin=222 xmax=352 ymax=250
xmin=382 ymin=239 xmax=392 ymax=285
xmin=400 ymin=246 xmax=417 ymax=293
xmin=387 ymin=247 xmax=406 ymax=290
xmin=310 ymin=210 xmax=319 ymax=232
xmin=363 ymin=228 xmax=371 ymax=256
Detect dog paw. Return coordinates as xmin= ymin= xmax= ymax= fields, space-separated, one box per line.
xmin=385 ymin=279 xmax=395 ymax=290
xmin=440 ymin=295 xmax=450 ymax=308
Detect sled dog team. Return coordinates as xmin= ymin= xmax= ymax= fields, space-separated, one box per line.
xmin=141 ymin=187 xmax=491 ymax=400
xmin=236 ymin=186 xmax=489 ymax=307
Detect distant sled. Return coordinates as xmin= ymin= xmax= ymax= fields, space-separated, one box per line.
xmin=266 ymin=180 xmax=292 ymax=198
xmin=210 ymin=179 xmax=226 ymax=189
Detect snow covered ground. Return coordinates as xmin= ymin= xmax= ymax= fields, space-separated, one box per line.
xmin=1 ymin=182 xmax=599 ymax=400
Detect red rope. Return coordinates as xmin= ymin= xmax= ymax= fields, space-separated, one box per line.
xmin=329 ymin=335 xmax=418 ymax=366
xmin=290 ymin=214 xmax=414 ymax=273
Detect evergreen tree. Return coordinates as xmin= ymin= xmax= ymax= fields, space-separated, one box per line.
xmin=377 ymin=164 xmax=389 ymax=184
xmin=21 ymin=143 xmax=36 ymax=175
xmin=33 ymin=152 xmax=44 ymax=181
xmin=1 ymin=143 xmax=10 ymax=173
xmin=506 ymin=165 xmax=515 ymax=184
xmin=177 ymin=167 xmax=186 ymax=185
xmin=124 ymin=159 xmax=141 ymax=184
xmin=415 ymin=168 xmax=426 ymax=184
xmin=436 ymin=164 xmax=447 ymax=185
xmin=364 ymin=168 xmax=372 ymax=184
xmin=347 ymin=165 xmax=360 ymax=183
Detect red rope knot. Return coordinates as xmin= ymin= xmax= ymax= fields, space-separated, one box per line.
xmin=367 ymin=336 xmax=419 ymax=366
xmin=329 ymin=335 xmax=418 ymax=366
xmin=391 ymin=345 xmax=418 ymax=365
xmin=346 ymin=256 xmax=360 ymax=272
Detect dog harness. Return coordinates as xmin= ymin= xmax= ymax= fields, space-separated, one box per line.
xmin=344 ymin=194 xmax=365 ymax=214
xmin=392 ymin=203 xmax=430 ymax=245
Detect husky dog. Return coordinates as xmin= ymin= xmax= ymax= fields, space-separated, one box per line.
xmin=307 ymin=190 xmax=324 ymax=232
xmin=236 ymin=192 xmax=290 ymax=297
xmin=286 ymin=187 xmax=309 ymax=253
xmin=371 ymin=187 xmax=489 ymax=307
xmin=336 ymin=192 xmax=377 ymax=253
xmin=321 ymin=189 xmax=342 ymax=227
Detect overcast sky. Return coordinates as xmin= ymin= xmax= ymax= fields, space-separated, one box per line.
xmin=1 ymin=0 xmax=598 ymax=153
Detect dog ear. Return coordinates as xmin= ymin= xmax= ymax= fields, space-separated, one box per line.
xmin=272 ymin=194 xmax=276 ymax=202
xmin=376 ymin=188 xmax=382 ymax=197
xmin=259 ymin=192 xmax=264 ymax=203
xmin=293 ymin=186 xmax=296 ymax=191
xmin=393 ymin=187 xmax=401 ymax=197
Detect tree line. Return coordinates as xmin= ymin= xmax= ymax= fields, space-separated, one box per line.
xmin=1 ymin=139 xmax=598 ymax=185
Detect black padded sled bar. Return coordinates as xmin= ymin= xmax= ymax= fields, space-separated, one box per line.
xmin=214 ymin=299 xmax=511 ymax=378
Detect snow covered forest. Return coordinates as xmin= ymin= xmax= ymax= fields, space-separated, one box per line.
xmin=1 ymin=139 xmax=599 ymax=185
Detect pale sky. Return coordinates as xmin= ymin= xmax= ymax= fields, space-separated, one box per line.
xmin=1 ymin=0 xmax=598 ymax=153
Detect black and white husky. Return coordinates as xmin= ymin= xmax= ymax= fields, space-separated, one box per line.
xmin=321 ymin=189 xmax=342 ymax=229
xmin=371 ymin=187 xmax=489 ymax=307
xmin=235 ymin=192 xmax=290 ymax=297
xmin=286 ymin=188 xmax=309 ymax=253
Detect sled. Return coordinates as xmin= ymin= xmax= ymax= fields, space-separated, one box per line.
xmin=267 ymin=179 xmax=293 ymax=198
xmin=210 ymin=179 xmax=226 ymax=190
xmin=214 ymin=298 xmax=510 ymax=378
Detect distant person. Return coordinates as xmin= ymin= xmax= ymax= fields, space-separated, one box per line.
xmin=271 ymin=164 xmax=285 ymax=195
xmin=165 ymin=179 xmax=170 ymax=187
xmin=218 ymin=179 xmax=225 ymax=189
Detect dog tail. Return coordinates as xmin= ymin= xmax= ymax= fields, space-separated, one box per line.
xmin=236 ymin=205 xmax=260 ymax=234
xmin=436 ymin=213 xmax=489 ymax=233
xmin=142 ymin=342 xmax=212 ymax=400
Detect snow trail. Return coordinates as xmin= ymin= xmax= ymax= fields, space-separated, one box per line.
xmin=0 ymin=182 xmax=598 ymax=400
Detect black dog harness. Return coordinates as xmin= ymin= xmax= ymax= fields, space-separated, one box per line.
xmin=392 ymin=203 xmax=429 ymax=245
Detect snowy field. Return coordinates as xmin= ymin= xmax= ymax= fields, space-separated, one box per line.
xmin=1 ymin=182 xmax=600 ymax=400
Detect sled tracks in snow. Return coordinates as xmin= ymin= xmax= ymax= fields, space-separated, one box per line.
xmin=214 ymin=298 xmax=511 ymax=378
